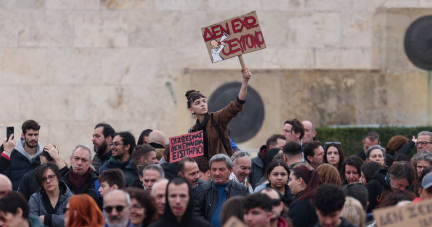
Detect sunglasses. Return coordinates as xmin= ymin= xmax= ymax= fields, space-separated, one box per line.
xmin=104 ymin=206 xmax=125 ymax=214
xmin=271 ymin=199 xmax=281 ymax=206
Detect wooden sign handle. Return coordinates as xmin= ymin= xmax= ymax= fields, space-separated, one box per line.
xmin=238 ymin=55 xmax=246 ymax=69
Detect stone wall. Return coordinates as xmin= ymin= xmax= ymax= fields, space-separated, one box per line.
xmin=0 ymin=0 xmax=431 ymax=160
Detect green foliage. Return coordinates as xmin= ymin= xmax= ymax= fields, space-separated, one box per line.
xmin=315 ymin=126 xmax=432 ymax=156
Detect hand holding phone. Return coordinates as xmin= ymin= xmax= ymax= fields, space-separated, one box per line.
xmin=6 ymin=127 xmax=14 ymax=142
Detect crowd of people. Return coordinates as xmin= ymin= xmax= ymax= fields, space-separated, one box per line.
xmin=0 ymin=69 xmax=432 ymax=227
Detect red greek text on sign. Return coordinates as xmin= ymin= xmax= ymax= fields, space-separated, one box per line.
xmin=169 ymin=131 xmax=204 ymax=163
xmin=202 ymin=16 xmax=259 ymax=42
xmin=222 ymin=31 xmax=265 ymax=55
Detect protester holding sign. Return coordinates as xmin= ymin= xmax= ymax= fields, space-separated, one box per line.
xmin=185 ymin=67 xmax=251 ymax=159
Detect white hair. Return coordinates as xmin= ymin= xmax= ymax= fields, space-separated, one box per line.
xmin=418 ymin=131 xmax=432 ymax=141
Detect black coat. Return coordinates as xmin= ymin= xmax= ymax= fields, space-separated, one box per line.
xmin=288 ymin=196 xmax=318 ymax=227
xmin=124 ymin=161 xmax=139 ymax=187
xmin=263 ymin=183 xmax=294 ymax=208
xmin=193 ymin=180 xmax=249 ymax=221
xmin=131 ymin=179 xmax=144 ymax=189
xmin=366 ymin=168 xmax=390 ymax=213
xmin=6 ymin=149 xmax=41 ymax=191
xmin=149 ymin=178 xmax=211 ymax=227
xmin=92 ymin=150 xmax=112 ymax=173
xmin=0 ymin=154 xmax=10 ymax=174
xmin=397 ymin=140 xmax=415 ymax=156
xmin=18 ymin=168 xmax=40 ymax=201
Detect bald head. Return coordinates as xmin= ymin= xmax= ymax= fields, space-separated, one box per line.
xmin=149 ymin=130 xmax=166 ymax=145
xmin=151 ymin=179 xmax=169 ymax=216
xmin=0 ymin=174 xmax=12 ymax=198
xmin=302 ymin=120 xmax=316 ymax=144
xmin=261 ymin=187 xmax=283 ymax=221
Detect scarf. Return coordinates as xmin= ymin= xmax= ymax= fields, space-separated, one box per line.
xmin=69 ymin=168 xmax=93 ymax=191
xmin=195 ymin=113 xmax=210 ymax=158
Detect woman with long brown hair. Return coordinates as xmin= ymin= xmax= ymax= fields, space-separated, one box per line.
xmin=64 ymin=194 xmax=104 ymax=227
xmin=287 ymin=166 xmax=320 ymax=227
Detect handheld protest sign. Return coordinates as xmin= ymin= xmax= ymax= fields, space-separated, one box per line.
xmin=201 ymin=11 xmax=265 ymax=67
xmin=223 ymin=216 xmax=248 ymax=227
xmin=372 ymin=199 xmax=432 ymax=227
xmin=169 ymin=131 xmax=204 ymax=163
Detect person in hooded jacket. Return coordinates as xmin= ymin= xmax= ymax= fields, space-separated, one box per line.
xmin=6 ymin=120 xmax=43 ymax=191
xmin=19 ymin=145 xmax=65 ymax=201
xmin=366 ymin=161 xmax=415 ymax=213
xmin=29 ymin=163 xmax=74 ymax=227
xmin=148 ymin=177 xmax=211 ymax=227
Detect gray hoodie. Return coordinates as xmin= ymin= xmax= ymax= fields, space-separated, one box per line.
xmin=6 ymin=138 xmax=44 ymax=190
xmin=15 ymin=137 xmax=43 ymax=162
xmin=29 ymin=181 xmax=74 ymax=227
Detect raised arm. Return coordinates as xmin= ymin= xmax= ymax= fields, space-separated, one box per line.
xmin=44 ymin=144 xmax=66 ymax=170
xmin=238 ymin=67 xmax=251 ymax=101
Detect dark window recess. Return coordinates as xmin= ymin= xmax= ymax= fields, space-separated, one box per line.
xmin=208 ymin=82 xmax=264 ymax=143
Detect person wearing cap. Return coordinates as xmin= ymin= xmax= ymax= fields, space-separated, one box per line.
xmin=418 ymin=172 xmax=432 ymax=202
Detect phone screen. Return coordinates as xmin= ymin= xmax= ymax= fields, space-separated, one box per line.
xmin=6 ymin=127 xmax=14 ymax=141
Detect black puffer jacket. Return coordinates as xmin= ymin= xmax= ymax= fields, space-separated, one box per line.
xmin=193 ymin=180 xmax=249 ymax=221
xmin=123 ymin=161 xmax=139 ymax=187
xmin=6 ymin=138 xmax=43 ymax=190
xmin=149 ymin=177 xmax=211 ymax=227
